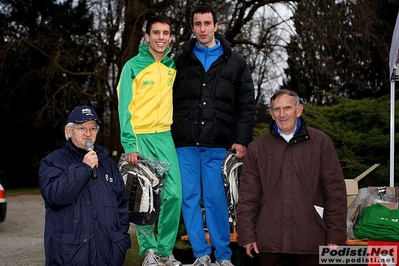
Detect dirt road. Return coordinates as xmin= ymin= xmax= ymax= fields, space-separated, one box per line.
xmin=0 ymin=194 xmax=226 ymax=266
xmin=0 ymin=194 xmax=45 ymax=266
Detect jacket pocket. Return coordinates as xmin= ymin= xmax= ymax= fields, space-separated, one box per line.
xmin=109 ymin=231 xmax=131 ymax=266
xmin=294 ymin=204 xmax=327 ymax=252
xmin=214 ymin=112 xmax=235 ymax=142
xmin=53 ymin=232 xmax=90 ymax=265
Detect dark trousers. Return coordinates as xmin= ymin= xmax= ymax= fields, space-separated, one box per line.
xmin=259 ymin=253 xmax=320 ymax=266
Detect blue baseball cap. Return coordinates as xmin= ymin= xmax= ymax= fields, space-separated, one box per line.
xmin=68 ymin=105 xmax=101 ymax=124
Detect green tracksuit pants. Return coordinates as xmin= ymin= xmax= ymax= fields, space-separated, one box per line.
xmin=135 ymin=131 xmax=182 ymax=257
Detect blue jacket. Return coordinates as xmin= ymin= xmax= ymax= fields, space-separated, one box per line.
xmin=39 ymin=139 xmax=131 ymax=266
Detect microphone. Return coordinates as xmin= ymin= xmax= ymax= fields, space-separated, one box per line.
xmin=85 ymin=139 xmax=98 ymax=179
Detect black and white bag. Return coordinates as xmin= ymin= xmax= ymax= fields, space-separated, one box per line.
xmin=119 ymin=154 xmax=169 ymax=226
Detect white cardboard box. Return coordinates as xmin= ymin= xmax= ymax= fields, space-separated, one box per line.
xmin=347 ymin=195 xmax=357 ymax=207
xmin=345 ymin=164 xmax=380 ymax=207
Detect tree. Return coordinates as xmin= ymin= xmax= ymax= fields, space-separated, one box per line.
xmin=0 ymin=0 xmax=101 ymax=187
xmin=114 ymin=0 xmax=299 ymax=155
xmin=2 ymin=0 xmax=398 ymax=189
xmin=0 ymin=0 xmax=298 ymax=187
xmin=283 ymin=0 xmax=398 ymax=105
xmin=301 ymin=95 xmax=399 ymax=186
xmin=252 ymin=95 xmax=399 ymax=185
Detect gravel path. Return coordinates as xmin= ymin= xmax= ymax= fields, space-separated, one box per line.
xmin=0 ymin=194 xmax=217 ymax=266
xmin=0 ymin=194 xmax=142 ymax=266
xmin=0 ymin=194 xmax=46 ymax=266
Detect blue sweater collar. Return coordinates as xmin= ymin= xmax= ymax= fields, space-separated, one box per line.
xmin=193 ymin=39 xmax=223 ymax=72
xmin=273 ymin=118 xmax=302 ymax=136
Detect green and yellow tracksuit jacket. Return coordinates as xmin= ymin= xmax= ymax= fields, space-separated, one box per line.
xmin=117 ymin=44 xmax=176 ymax=154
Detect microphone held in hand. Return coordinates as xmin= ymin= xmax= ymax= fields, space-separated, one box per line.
xmin=85 ymin=139 xmax=98 ymax=179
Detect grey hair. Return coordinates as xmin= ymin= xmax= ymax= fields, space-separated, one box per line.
xmin=270 ymin=89 xmax=300 ymax=109
xmin=65 ymin=122 xmax=74 ymax=140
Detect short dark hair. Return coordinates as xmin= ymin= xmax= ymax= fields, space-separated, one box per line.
xmin=145 ymin=15 xmax=172 ymax=35
xmin=191 ymin=5 xmax=217 ymax=26
xmin=270 ymin=89 xmax=301 ymax=108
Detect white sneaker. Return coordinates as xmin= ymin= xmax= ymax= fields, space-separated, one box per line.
xmin=143 ymin=249 xmax=160 ymax=266
xmin=159 ymin=254 xmax=182 ymax=266
xmin=192 ymin=254 xmax=211 ymax=266
xmin=215 ymin=260 xmax=234 ymax=266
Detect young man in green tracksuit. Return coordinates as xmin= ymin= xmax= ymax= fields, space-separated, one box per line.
xmin=117 ymin=15 xmax=182 ymax=266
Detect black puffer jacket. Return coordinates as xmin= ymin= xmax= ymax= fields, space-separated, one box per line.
xmin=172 ymin=37 xmax=255 ymax=148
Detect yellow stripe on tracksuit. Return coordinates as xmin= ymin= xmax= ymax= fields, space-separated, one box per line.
xmin=117 ymin=44 xmax=176 ymax=155
xmin=117 ymin=44 xmax=182 ymax=257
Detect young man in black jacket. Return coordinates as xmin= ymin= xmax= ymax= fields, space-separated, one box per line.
xmin=172 ymin=5 xmax=256 ymax=266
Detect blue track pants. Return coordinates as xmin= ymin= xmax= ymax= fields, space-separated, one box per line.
xmin=177 ymin=146 xmax=231 ymax=260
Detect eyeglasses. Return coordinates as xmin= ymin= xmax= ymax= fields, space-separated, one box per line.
xmin=73 ymin=126 xmax=99 ymax=135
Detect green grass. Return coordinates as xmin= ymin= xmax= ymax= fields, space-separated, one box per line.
xmin=123 ymin=231 xmax=141 ymax=266
xmin=123 ymin=232 xmax=192 ymax=265
xmin=5 ymin=187 xmax=41 ymax=196
xmin=123 ymin=220 xmax=193 ymax=265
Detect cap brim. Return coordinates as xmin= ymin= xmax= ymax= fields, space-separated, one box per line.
xmin=72 ymin=119 xmax=101 ymax=124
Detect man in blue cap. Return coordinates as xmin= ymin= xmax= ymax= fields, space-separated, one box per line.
xmin=38 ymin=105 xmax=131 ymax=266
